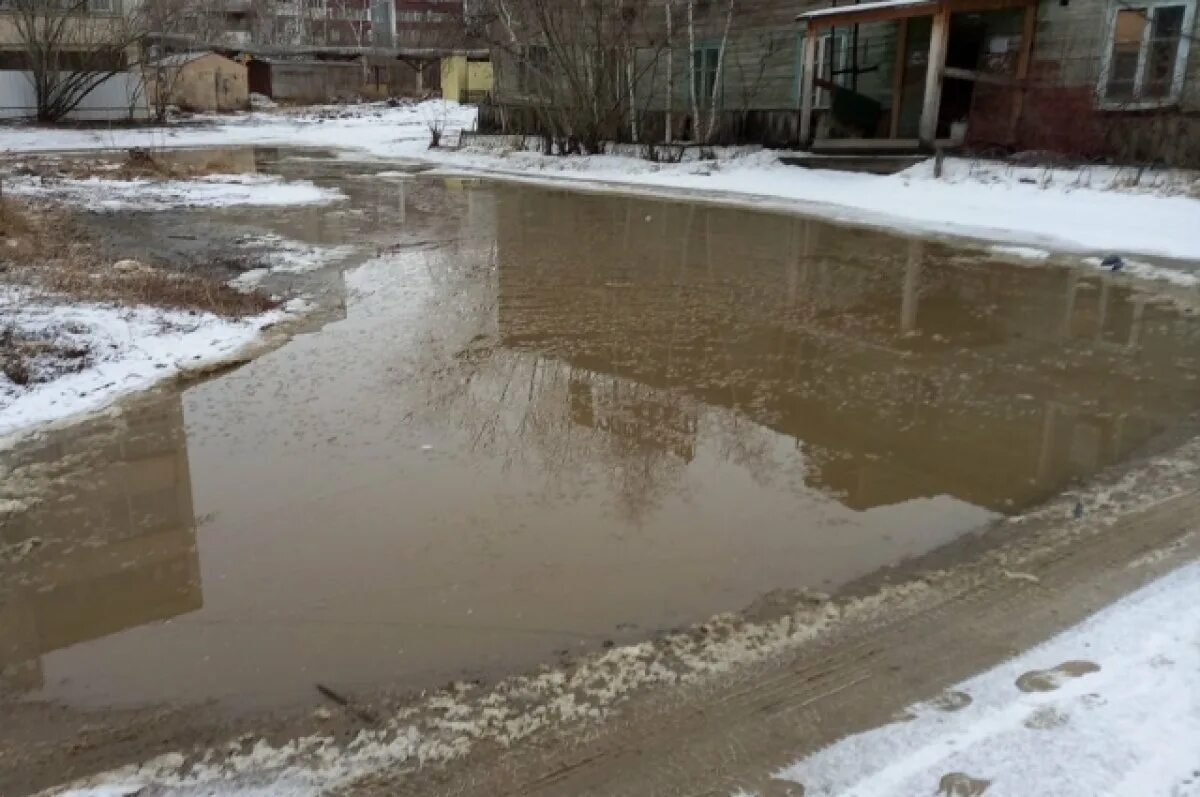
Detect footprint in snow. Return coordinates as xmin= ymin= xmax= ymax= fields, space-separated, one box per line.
xmin=937 ymin=772 xmax=991 ymax=796
xmin=1015 ymin=660 xmax=1100 ymax=693
xmin=929 ymin=689 xmax=973 ymax=712
xmin=1023 ymin=705 xmax=1069 ymax=730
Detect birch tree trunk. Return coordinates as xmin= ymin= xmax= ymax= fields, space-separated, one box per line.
xmin=686 ymin=0 xmax=698 ymax=142
xmin=627 ymin=55 xmax=638 ymax=142
xmin=704 ymin=0 xmax=736 ymax=144
xmin=665 ymin=0 xmax=674 ymax=144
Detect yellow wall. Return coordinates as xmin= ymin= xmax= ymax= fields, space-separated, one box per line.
xmin=467 ymin=60 xmax=493 ymax=98
xmin=440 ymin=55 xmax=491 ymax=103
xmin=440 ymin=55 xmax=465 ymax=102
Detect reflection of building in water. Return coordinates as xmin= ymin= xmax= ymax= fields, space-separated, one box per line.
xmin=493 ymin=186 xmax=1200 ymax=512
xmin=162 ymin=147 xmax=258 ymax=175
xmin=0 ymin=397 xmax=201 ymax=694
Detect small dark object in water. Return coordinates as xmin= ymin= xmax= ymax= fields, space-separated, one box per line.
xmin=315 ymin=683 xmax=380 ymax=725
xmin=1073 ymin=501 xmax=1084 ymax=519
xmin=1101 ymin=254 xmax=1124 ymax=271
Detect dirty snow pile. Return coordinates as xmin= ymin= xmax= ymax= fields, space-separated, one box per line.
xmin=0 ymin=288 xmax=290 ymax=440
xmin=746 ymin=559 xmax=1200 ymax=797
xmin=6 ymin=173 xmax=343 ymax=211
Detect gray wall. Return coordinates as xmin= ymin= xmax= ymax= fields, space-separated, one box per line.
xmin=269 ymin=61 xmax=364 ymax=102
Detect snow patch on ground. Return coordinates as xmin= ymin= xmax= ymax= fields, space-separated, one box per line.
xmin=758 ymin=559 xmax=1200 ymax=797
xmin=903 ymin=156 xmax=1200 ymax=198
xmin=0 ymin=100 xmax=475 ymax=161
xmin=6 ymin=173 xmax=343 ymax=211
xmin=988 ymin=245 xmax=1051 ymax=260
xmin=227 ymin=234 xmax=357 ymax=290
xmin=0 ymin=287 xmax=291 ymax=441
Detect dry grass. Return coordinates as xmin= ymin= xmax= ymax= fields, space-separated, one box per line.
xmin=0 ymin=197 xmax=278 ymax=318
xmin=14 ymin=148 xmax=243 ymax=183
xmin=36 ymin=263 xmax=277 ymax=317
xmin=114 ymin=147 xmax=240 ymax=180
xmin=0 ymin=197 xmax=33 ymax=238
xmin=0 ymin=323 xmax=89 ymax=387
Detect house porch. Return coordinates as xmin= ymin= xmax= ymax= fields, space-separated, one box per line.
xmin=797 ymin=0 xmax=1039 ymax=152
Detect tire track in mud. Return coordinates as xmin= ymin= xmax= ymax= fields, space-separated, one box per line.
xmin=351 ymin=473 xmax=1200 ymax=797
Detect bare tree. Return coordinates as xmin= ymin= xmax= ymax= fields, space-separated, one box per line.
xmin=484 ymin=0 xmax=668 ymax=154
xmin=12 ymin=0 xmax=149 ymax=122
xmin=325 ymin=0 xmax=371 ymax=47
xmin=703 ymin=0 xmax=734 ymax=143
xmin=664 ymin=0 xmax=674 ymax=144
xmin=685 ymin=0 xmax=698 ymax=139
xmin=141 ymin=0 xmax=195 ymax=121
xmin=684 ymin=0 xmax=735 ymax=144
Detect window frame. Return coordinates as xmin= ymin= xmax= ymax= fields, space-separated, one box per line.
xmin=692 ymin=43 xmax=722 ymax=107
xmin=517 ymin=43 xmax=549 ymax=97
xmin=793 ymin=29 xmax=851 ymax=110
xmin=1096 ymin=0 xmax=1196 ymax=110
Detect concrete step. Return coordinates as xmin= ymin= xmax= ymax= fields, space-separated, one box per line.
xmin=778 ymin=153 xmax=927 ymax=175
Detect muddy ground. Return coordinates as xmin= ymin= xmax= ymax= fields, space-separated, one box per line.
xmin=2 ymin=148 xmax=1199 ymax=796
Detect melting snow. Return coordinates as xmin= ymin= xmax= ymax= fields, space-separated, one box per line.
xmin=757 ymin=559 xmax=1200 ymax=797
xmin=6 ymin=173 xmax=343 ymax=211
xmin=0 ymin=287 xmax=293 ymax=442
xmin=227 ymin=234 xmax=356 ymax=290
xmin=1082 ymin=255 xmax=1200 ymax=288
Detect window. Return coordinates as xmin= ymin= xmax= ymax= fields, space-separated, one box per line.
xmin=1100 ymin=1 xmax=1195 ymax=106
xmin=396 ymin=8 xmax=450 ymax=22
xmin=815 ymin=31 xmax=849 ymax=108
xmin=693 ymin=45 xmax=720 ymax=105
xmin=593 ymin=47 xmax=628 ymax=101
xmin=795 ymin=30 xmax=850 ymax=110
xmin=330 ymin=3 xmax=368 ymax=20
xmin=518 ymin=44 xmax=548 ymax=95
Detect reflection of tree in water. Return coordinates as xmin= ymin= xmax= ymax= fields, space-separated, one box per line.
xmin=421 ymin=345 xmax=693 ymax=525
xmin=703 ymin=411 xmax=811 ymax=496
xmin=419 ymin=328 xmax=814 ymax=526
xmin=567 ymin=367 xmax=698 ymax=525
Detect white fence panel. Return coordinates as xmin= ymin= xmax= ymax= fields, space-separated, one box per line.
xmin=0 ymin=70 xmax=149 ymax=120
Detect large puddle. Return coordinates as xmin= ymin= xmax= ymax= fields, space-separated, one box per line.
xmin=4 ymin=151 xmax=1200 ymax=710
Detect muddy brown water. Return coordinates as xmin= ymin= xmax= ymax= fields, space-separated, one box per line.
xmin=3 ymin=150 xmax=1200 ymax=712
